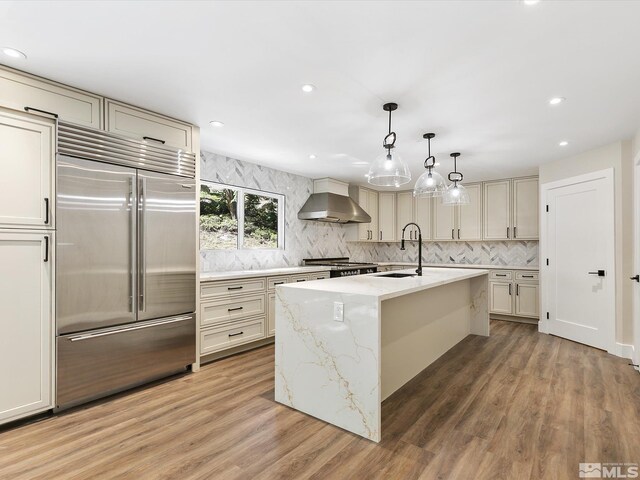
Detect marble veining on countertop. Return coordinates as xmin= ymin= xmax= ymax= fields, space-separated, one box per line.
xmin=279 ymin=268 xmax=489 ymax=301
xmin=200 ymin=265 xmax=332 ymax=281
xmin=376 ymin=262 xmax=538 ymax=271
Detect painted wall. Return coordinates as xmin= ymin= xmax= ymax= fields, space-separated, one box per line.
xmin=200 ymin=152 xmax=538 ymax=271
xmin=539 ymin=140 xmax=634 ymax=345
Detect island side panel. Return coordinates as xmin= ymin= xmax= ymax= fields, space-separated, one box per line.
xmin=380 ymin=279 xmax=474 ymax=401
xmin=469 ymin=273 xmax=490 ymax=336
xmin=274 ymin=287 xmax=382 ymax=442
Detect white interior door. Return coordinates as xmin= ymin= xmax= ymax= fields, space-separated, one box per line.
xmin=634 ymin=157 xmax=640 ymax=368
xmin=542 ymin=169 xmax=615 ymax=352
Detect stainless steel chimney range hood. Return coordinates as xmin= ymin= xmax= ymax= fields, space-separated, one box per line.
xmin=298 ymin=178 xmax=371 ymax=224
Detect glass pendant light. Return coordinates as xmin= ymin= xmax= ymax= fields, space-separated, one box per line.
xmin=413 ymin=133 xmax=447 ymax=197
xmin=368 ymin=102 xmax=411 ymax=187
xmin=442 ymin=152 xmax=470 ymax=205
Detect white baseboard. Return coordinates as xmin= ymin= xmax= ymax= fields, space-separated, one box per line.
xmin=615 ymin=342 xmax=636 ymax=363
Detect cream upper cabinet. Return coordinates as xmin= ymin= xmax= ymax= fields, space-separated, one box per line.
xmin=457 ymin=183 xmax=482 ymax=241
xmin=368 ymin=190 xmax=379 ymax=241
xmin=396 ymin=191 xmax=415 ymax=240
xmin=0 ymin=108 xmax=55 ymax=229
xmin=105 ymin=100 xmax=193 ymax=151
xmin=378 ymin=192 xmax=396 ymax=242
xmin=414 ymin=195 xmax=432 ymax=241
xmin=433 ymin=196 xmax=456 ymax=241
xmin=512 ymin=177 xmax=539 ymax=240
xmin=0 ymin=66 xmax=102 ymax=129
xmin=355 ymin=187 xmax=370 ymax=241
xmin=0 ymin=232 xmax=53 ymax=425
xmin=483 ymin=180 xmax=511 ymax=240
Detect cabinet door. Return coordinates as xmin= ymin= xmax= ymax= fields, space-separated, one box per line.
xmin=396 ymin=191 xmax=414 ymax=241
xmin=378 ymin=192 xmax=396 ymax=242
xmin=0 ymin=232 xmax=52 ymax=424
xmin=267 ymin=292 xmax=276 ymax=337
xmin=368 ymin=190 xmax=379 ymax=241
xmin=483 ymin=180 xmax=511 ymax=240
xmin=457 ymin=183 xmax=482 ymax=240
xmin=513 ymin=177 xmax=539 ymax=240
xmin=0 ymin=108 xmax=55 ymax=229
xmin=414 ymin=195 xmax=432 ymax=240
xmin=356 ymin=187 xmax=370 ymax=241
xmin=515 ymin=283 xmax=539 ymax=318
xmin=432 ymin=197 xmax=456 ymax=241
xmin=0 ymin=67 xmax=102 ymax=128
xmin=106 ymin=100 xmax=193 ymax=151
xmin=490 ymin=282 xmax=513 ymax=315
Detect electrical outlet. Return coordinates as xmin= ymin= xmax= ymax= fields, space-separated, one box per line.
xmin=333 ymin=302 xmax=344 ymax=322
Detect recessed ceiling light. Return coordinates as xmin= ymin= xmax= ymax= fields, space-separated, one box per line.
xmin=1 ymin=47 xmax=27 ymax=59
xmin=209 ymin=121 xmax=224 ymax=128
xmin=301 ymin=84 xmax=315 ymax=93
xmin=523 ymin=0 xmax=540 ymax=5
xmin=559 ymin=141 xmax=569 ymax=146
xmin=309 ymin=154 xmax=317 ymax=159
xmin=549 ymin=97 xmax=565 ymax=105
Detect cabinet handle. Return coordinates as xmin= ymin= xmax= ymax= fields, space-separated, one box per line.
xmin=507 ymin=227 xmax=510 ymax=239
xmin=458 ymin=228 xmax=460 ymax=239
xmin=379 ymin=231 xmax=382 ymax=241
xmin=227 ymin=286 xmax=243 ymax=291
xmin=516 ymin=284 xmax=520 ymax=296
xmin=143 ymin=136 xmax=166 ymax=145
xmin=228 ymin=307 xmax=244 ymax=312
xmin=522 ymin=275 xmax=534 ymax=278
xmin=513 ymin=227 xmax=517 ymax=239
xmin=228 ymin=331 xmax=244 ymax=337
xmin=273 ymin=281 xmax=285 ymax=286
xmin=296 ymin=279 xmax=306 ymax=282
xmin=43 ymin=235 xmax=49 ymax=263
xmin=24 ymin=106 xmax=58 ymax=119
xmin=496 ymin=274 xmax=507 ymax=277
xmin=509 ymin=284 xmax=512 ymax=296
xmin=451 ymin=229 xmax=455 ymax=240
xmin=44 ymin=198 xmax=50 ymax=225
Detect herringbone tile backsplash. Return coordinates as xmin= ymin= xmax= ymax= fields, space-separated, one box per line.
xmin=200 ymin=152 xmax=538 ymax=272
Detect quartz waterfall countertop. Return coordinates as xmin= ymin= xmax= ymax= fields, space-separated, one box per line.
xmin=278 ymin=267 xmax=489 ymax=301
xmin=377 ymin=262 xmax=538 ymax=271
xmin=200 ymin=265 xmax=332 ymax=282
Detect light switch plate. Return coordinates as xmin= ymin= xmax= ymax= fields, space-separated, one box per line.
xmin=333 ymin=302 xmax=344 ymax=322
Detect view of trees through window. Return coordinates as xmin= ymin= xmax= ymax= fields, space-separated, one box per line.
xmin=200 ymin=182 xmax=283 ymax=250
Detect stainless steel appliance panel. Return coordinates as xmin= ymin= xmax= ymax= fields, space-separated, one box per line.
xmin=57 ymin=156 xmax=137 ymax=334
xmin=137 ymin=170 xmax=196 ymax=321
xmin=56 ymin=315 xmax=195 ymax=409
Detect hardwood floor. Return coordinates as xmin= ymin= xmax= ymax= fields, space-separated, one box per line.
xmin=1 ymin=321 xmax=638 ymax=479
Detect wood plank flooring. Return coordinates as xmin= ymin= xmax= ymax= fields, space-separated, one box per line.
xmin=1 ymin=321 xmax=639 ymax=479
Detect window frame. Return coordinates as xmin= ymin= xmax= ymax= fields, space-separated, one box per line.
xmin=199 ymin=181 xmax=285 ymax=251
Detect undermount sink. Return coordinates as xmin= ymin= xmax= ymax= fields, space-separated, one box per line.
xmin=376 ymin=273 xmax=416 ymax=278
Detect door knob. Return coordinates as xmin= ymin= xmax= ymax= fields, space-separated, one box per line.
xmin=588 ymin=270 xmax=606 ymax=277
xmin=631 ymin=275 xmax=640 ymax=282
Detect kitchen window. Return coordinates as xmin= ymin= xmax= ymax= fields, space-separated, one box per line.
xmin=200 ymin=182 xmax=285 ymax=250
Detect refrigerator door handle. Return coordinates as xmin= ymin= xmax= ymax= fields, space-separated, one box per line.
xmin=129 ymin=177 xmax=136 ymax=313
xmin=68 ymin=316 xmax=193 ymax=342
xmin=139 ymin=177 xmax=147 ymax=312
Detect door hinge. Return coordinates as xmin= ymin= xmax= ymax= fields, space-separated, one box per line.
xmin=546 ymin=258 xmax=549 ymax=266
xmin=546 ymin=312 xmax=549 ymax=320
xmin=546 ymin=205 xmax=549 ymax=213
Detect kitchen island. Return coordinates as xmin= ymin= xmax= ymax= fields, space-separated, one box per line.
xmin=274 ymin=267 xmax=489 ymax=442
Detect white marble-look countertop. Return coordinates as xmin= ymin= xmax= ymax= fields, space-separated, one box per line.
xmin=377 ymin=262 xmax=538 ymax=271
xmin=279 ymin=267 xmax=489 ymax=301
xmin=200 ymin=266 xmax=332 ymax=282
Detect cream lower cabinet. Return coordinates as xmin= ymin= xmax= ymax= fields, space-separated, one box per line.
xmin=0 ymin=232 xmax=53 ymax=425
xmin=489 ymin=270 xmax=539 ymax=320
xmin=490 ymin=282 xmax=513 ymax=315
xmin=267 ymin=292 xmax=277 ymax=337
xmin=515 ymin=283 xmax=539 ymax=318
xmin=0 ymin=108 xmax=55 ymax=229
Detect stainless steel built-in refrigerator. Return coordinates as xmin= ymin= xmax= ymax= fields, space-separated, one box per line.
xmin=55 ymin=123 xmax=196 ymax=409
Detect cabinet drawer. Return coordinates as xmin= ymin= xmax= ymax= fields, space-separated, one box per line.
xmin=490 ymin=270 xmax=513 ymax=281
xmin=201 ymin=294 xmax=266 ymax=327
xmin=200 ymin=318 xmax=266 ymax=355
xmin=106 ymin=100 xmax=193 ymax=151
xmin=268 ymin=275 xmax=291 ymax=291
xmin=308 ymin=271 xmax=330 ymax=281
xmin=290 ymin=274 xmax=310 ymax=283
xmin=515 ymin=271 xmax=538 ymax=281
xmin=200 ymin=278 xmax=266 ymax=300
xmin=0 ymin=67 xmax=102 ymax=128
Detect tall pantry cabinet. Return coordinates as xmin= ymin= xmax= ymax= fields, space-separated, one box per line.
xmin=0 ymin=106 xmax=55 ymax=424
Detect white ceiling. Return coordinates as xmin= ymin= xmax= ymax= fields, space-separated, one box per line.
xmin=2 ymin=0 xmax=640 ymax=188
